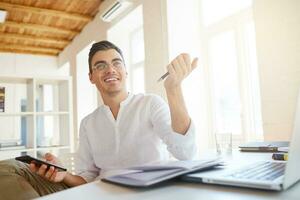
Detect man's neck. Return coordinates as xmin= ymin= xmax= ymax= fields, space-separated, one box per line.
xmin=102 ymin=91 xmax=128 ymax=119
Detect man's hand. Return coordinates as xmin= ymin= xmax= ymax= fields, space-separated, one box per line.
xmin=164 ymin=53 xmax=198 ymax=90
xmin=29 ymin=153 xmax=67 ymax=183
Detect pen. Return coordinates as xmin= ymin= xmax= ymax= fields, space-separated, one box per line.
xmin=272 ymin=153 xmax=288 ymax=161
xmin=157 ymin=72 xmax=169 ymax=82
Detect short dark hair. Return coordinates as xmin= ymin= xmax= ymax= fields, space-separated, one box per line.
xmin=88 ymin=40 xmax=124 ymax=73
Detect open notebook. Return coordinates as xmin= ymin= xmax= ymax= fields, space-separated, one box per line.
xmin=102 ymin=158 xmax=221 ymax=187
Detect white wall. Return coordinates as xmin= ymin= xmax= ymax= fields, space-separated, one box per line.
xmin=142 ymin=0 xmax=169 ymax=97
xmin=254 ymin=0 xmax=300 ymax=141
xmin=0 ymin=53 xmax=68 ymax=76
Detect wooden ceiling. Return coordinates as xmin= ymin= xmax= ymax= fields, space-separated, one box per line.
xmin=0 ymin=0 xmax=103 ymax=56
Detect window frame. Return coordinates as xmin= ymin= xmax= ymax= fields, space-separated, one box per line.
xmin=128 ymin=25 xmax=145 ymax=93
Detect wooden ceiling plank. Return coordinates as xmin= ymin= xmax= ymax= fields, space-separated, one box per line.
xmin=0 ymin=32 xmax=69 ymax=46
xmin=0 ymin=42 xmax=61 ymax=53
xmin=0 ymin=2 xmax=93 ymax=22
xmin=2 ymin=20 xmax=79 ymax=36
xmin=0 ymin=49 xmax=57 ymax=56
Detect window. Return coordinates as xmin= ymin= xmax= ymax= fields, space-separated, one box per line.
xmin=209 ymin=31 xmax=242 ymax=135
xmin=201 ymin=0 xmax=263 ymax=145
xmin=166 ymin=0 xmax=263 ymax=151
xmin=129 ymin=27 xmax=145 ymax=93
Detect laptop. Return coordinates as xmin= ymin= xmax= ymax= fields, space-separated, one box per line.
xmin=182 ymin=89 xmax=300 ymax=191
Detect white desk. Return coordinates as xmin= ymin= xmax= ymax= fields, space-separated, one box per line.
xmin=37 ymin=152 xmax=300 ymax=200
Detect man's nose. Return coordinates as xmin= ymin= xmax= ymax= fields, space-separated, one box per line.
xmin=105 ymin=64 xmax=116 ymax=73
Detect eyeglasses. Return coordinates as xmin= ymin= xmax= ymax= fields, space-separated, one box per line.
xmin=92 ymin=59 xmax=124 ymax=71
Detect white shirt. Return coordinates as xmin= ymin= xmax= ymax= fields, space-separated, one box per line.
xmin=75 ymin=93 xmax=197 ymax=182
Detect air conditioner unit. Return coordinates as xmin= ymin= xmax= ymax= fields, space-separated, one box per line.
xmin=99 ymin=0 xmax=132 ymax=22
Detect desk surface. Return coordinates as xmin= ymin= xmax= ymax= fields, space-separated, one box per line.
xmin=37 ymin=152 xmax=300 ymax=200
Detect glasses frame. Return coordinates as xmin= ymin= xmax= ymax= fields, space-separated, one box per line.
xmin=92 ymin=58 xmax=124 ymax=72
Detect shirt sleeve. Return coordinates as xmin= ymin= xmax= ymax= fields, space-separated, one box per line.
xmin=149 ymin=95 xmax=198 ymax=160
xmin=74 ymin=118 xmax=100 ymax=183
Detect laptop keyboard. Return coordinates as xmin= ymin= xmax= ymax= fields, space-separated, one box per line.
xmin=225 ymin=161 xmax=286 ymax=181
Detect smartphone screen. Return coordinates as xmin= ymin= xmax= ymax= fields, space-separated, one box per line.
xmin=15 ymin=155 xmax=67 ymax=172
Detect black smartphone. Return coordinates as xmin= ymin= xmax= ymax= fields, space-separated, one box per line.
xmin=15 ymin=155 xmax=67 ymax=172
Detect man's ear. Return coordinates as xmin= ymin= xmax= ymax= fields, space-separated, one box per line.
xmin=89 ymin=72 xmax=95 ymax=84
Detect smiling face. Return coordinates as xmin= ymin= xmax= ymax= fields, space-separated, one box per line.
xmin=89 ymin=49 xmax=127 ymax=97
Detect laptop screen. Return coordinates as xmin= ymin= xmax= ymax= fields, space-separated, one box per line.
xmin=283 ymin=89 xmax=300 ymax=189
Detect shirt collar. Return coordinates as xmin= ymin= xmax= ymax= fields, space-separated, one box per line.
xmin=99 ymin=92 xmax=134 ymax=109
xmin=120 ymin=92 xmax=134 ymax=106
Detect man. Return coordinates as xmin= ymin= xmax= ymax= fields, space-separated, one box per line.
xmin=0 ymin=40 xmax=198 ymax=199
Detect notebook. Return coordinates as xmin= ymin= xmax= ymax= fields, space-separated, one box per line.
xmin=182 ymin=89 xmax=300 ymax=191
xmin=102 ymin=158 xmax=221 ymax=187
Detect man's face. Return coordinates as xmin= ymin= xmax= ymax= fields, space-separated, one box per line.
xmin=89 ymin=49 xmax=127 ymax=96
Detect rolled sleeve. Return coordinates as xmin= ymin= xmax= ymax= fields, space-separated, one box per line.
xmin=150 ymin=95 xmax=198 ymax=160
xmin=165 ymin=120 xmax=197 ymax=160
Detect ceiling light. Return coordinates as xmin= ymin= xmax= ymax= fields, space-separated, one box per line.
xmin=0 ymin=10 xmax=7 ymax=23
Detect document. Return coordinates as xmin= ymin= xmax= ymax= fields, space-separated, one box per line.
xmin=102 ymin=158 xmax=221 ymax=187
